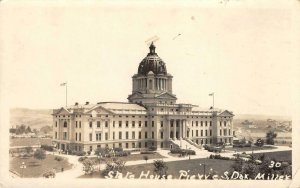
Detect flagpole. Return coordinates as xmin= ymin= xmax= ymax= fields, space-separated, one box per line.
xmin=66 ymin=82 xmax=68 ymax=108
xmin=213 ymin=93 xmax=214 ymax=109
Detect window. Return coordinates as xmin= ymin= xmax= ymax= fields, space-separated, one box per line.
xmin=132 ymin=143 xmax=135 ymax=148
xmin=119 ymin=132 xmax=122 ymax=139
xmin=152 ymin=121 xmax=154 ymax=127
xmin=210 ymin=129 xmax=212 ymax=136
xmin=96 ymin=133 xmax=101 ymax=141
xmin=161 ymin=121 xmax=163 ymax=127
xmin=160 ymin=132 xmax=163 ymax=139
xmin=161 ymin=142 xmax=163 ymax=148
xmin=75 ymin=121 xmax=77 ymax=128
xmin=63 ymin=132 xmax=67 ymax=140
xmin=132 ymin=121 xmax=135 ymax=128
xmin=64 ymin=122 xmax=67 ymax=128
xmin=139 ymin=131 xmax=141 ymax=139
xmin=105 ymin=121 xmax=108 ymax=128
xmin=145 ymin=121 xmax=148 ymax=127
xmin=205 ymin=130 xmax=207 ymax=136
xmin=126 ymin=121 xmax=129 ymax=128
xmin=126 ymin=131 xmax=129 ymax=139
xmin=55 ymin=132 xmax=57 ymax=139
xmin=89 ymin=122 xmax=92 ymax=128
xmin=224 ymin=121 xmax=227 ymax=127
xmin=224 ymin=129 xmax=227 ymax=136
xmin=229 ymin=129 xmax=231 ymax=136
xmin=139 ymin=142 xmax=142 ymax=148
xmin=79 ymin=133 xmax=81 ymax=141
xmin=220 ymin=129 xmax=222 ymax=136
xmin=205 ymin=121 xmax=207 ymax=126
xmin=90 ymin=146 xmax=93 ymax=151
xmin=113 ymin=132 xmax=115 ymax=139
xmin=105 ymin=132 xmax=108 ymax=140
xmin=152 ymin=131 xmax=154 ymax=139
xmin=220 ymin=121 xmax=222 ymax=126
xmin=89 ymin=133 xmax=92 ymax=141
xmin=201 ymin=130 xmax=203 ymax=136
xmin=119 ymin=143 xmax=122 ymax=148
xmin=196 ymin=130 xmax=199 ymax=136
xmin=97 ymin=121 xmax=101 ymax=128
xmin=132 ymin=131 xmax=135 ymax=139
xmin=126 ymin=143 xmax=128 ymax=148
xmin=196 ymin=121 xmax=198 ymax=126
xmin=79 ymin=121 xmax=81 ymax=128
xmin=145 ymin=132 xmax=148 ymax=139
xmin=192 ymin=130 xmax=194 ymax=137
xmin=119 ymin=121 xmax=122 ymax=128
xmin=210 ymin=121 xmax=212 ymax=126
xmin=145 ymin=142 xmax=148 ymax=148
xmin=138 ymin=121 xmax=141 ymax=127
xmin=201 ymin=121 xmax=203 ymax=126
xmin=113 ymin=121 xmax=115 ymax=128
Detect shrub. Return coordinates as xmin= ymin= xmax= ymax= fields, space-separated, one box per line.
xmin=41 ymin=145 xmax=54 ymax=152
xmin=54 ymin=156 xmax=64 ymax=162
xmin=141 ymin=151 xmax=155 ymax=154
xmin=148 ymin=146 xmax=157 ymax=151
xmin=43 ymin=170 xmax=56 ymax=178
xmin=170 ymin=148 xmax=195 ymax=155
xmin=78 ymin=156 xmax=88 ymax=162
xmin=209 ymin=154 xmax=230 ymax=160
xmin=87 ymin=151 xmax=91 ymax=155
xmin=114 ymin=147 xmax=123 ymax=152
xmin=75 ymin=151 xmax=86 ymax=156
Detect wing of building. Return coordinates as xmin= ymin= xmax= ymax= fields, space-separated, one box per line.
xmin=52 ymin=43 xmax=234 ymax=152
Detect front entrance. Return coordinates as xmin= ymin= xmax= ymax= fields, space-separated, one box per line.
xmin=61 ymin=144 xmax=65 ymax=151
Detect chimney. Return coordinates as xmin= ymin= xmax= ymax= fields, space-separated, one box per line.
xmin=85 ymin=101 xmax=89 ymax=105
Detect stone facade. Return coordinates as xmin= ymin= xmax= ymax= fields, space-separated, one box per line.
xmin=52 ymin=43 xmax=234 ymax=152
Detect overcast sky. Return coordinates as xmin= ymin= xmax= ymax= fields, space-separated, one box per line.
xmin=1 ymin=1 xmax=299 ymax=116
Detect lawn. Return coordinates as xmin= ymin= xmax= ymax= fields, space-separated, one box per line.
xmin=252 ymin=151 xmax=292 ymax=162
xmin=80 ymin=158 xmax=234 ymax=179
xmin=225 ymin=145 xmax=277 ymax=152
xmin=10 ymin=154 xmax=72 ymax=178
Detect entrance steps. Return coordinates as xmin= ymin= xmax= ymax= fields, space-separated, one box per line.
xmin=170 ymin=138 xmax=202 ymax=154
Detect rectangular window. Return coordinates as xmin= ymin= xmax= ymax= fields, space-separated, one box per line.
xmin=224 ymin=129 xmax=227 ymax=136
xmin=152 ymin=121 xmax=154 ymax=127
xmin=132 ymin=131 xmax=135 ymax=139
xmin=132 ymin=121 xmax=135 ymax=128
xmin=224 ymin=121 xmax=227 ymax=126
xmin=119 ymin=121 xmax=122 ymax=128
xmin=145 ymin=132 xmax=148 ymax=139
xmin=220 ymin=129 xmax=222 ymax=136
xmin=132 ymin=143 xmax=135 ymax=148
xmin=55 ymin=132 xmax=58 ymax=139
xmin=201 ymin=121 xmax=203 ymax=126
xmin=89 ymin=133 xmax=92 ymax=141
xmin=196 ymin=130 xmax=199 ymax=136
xmin=63 ymin=132 xmax=67 ymax=140
xmin=196 ymin=121 xmax=198 ymax=126
xmin=201 ymin=130 xmax=203 ymax=136
xmin=126 ymin=121 xmax=129 ymax=128
xmin=152 ymin=131 xmax=154 ymax=139
xmin=105 ymin=121 xmax=108 ymax=128
xmin=139 ymin=131 xmax=141 ymax=139
xmin=79 ymin=133 xmax=81 ymax=141
xmin=210 ymin=121 xmax=212 ymax=126
xmin=113 ymin=132 xmax=115 ymax=139
xmin=210 ymin=129 xmax=212 ymax=136
xmin=192 ymin=130 xmax=194 ymax=137
xmin=205 ymin=130 xmax=207 ymax=136
xmin=119 ymin=131 xmax=122 ymax=139
xmin=79 ymin=121 xmax=81 ymax=128
xmin=126 ymin=131 xmax=129 ymax=139
xmin=138 ymin=121 xmax=142 ymax=127
xmin=119 ymin=143 xmax=122 ymax=148
xmin=75 ymin=121 xmax=77 ymax=128
xmin=229 ymin=129 xmax=231 ymax=136
xmin=220 ymin=121 xmax=222 ymax=126
xmin=145 ymin=142 xmax=148 ymax=148
xmin=126 ymin=143 xmax=128 ymax=148
xmin=89 ymin=122 xmax=92 ymax=128
xmin=105 ymin=132 xmax=108 ymax=140
xmin=205 ymin=121 xmax=207 ymax=126
xmin=56 ymin=121 xmax=58 ymax=127
xmin=160 ymin=132 xmax=163 ymax=139
xmin=145 ymin=121 xmax=148 ymax=127
xmin=161 ymin=121 xmax=163 ymax=127
xmin=139 ymin=142 xmax=141 ymax=148
xmin=97 ymin=121 xmax=101 ymax=128
xmin=113 ymin=121 xmax=115 ymax=128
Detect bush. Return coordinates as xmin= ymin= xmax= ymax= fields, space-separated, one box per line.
xmin=170 ymin=148 xmax=195 ymax=155
xmin=41 ymin=145 xmax=54 ymax=152
xmin=75 ymin=151 xmax=86 ymax=156
xmin=209 ymin=154 xmax=231 ymax=160
xmin=54 ymin=156 xmax=64 ymax=162
xmin=114 ymin=148 xmax=123 ymax=152
xmin=141 ymin=151 xmax=155 ymax=154
xmin=43 ymin=170 xmax=56 ymax=178
xmin=87 ymin=151 xmax=91 ymax=155
xmin=148 ymin=146 xmax=157 ymax=151
xmin=115 ymin=151 xmax=131 ymax=157
xmin=78 ymin=156 xmax=88 ymax=162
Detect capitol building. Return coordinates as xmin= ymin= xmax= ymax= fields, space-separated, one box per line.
xmin=52 ymin=43 xmax=234 ymax=152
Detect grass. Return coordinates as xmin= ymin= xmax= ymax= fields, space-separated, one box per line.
xmin=225 ymin=145 xmax=277 ymax=152
xmin=252 ymin=151 xmax=292 ymax=162
xmin=80 ymin=158 xmax=234 ymax=179
xmin=10 ymin=137 xmax=52 ymax=147
xmin=9 ymin=154 xmax=72 ymax=178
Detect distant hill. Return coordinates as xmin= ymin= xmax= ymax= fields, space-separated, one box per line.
xmin=10 ymin=108 xmax=53 ymax=130
xmin=234 ymin=114 xmax=291 ymax=121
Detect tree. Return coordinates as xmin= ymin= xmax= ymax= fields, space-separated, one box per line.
xmin=255 ymin=138 xmax=264 ymax=147
xmin=34 ymin=149 xmax=46 ymax=160
xmin=82 ymin=158 xmax=96 ymax=175
xmin=153 ymin=160 xmax=168 ymax=179
xmin=143 ymin=155 xmax=149 ymax=163
xmin=26 ymin=126 xmax=32 ymax=133
xmin=266 ymin=130 xmax=277 ymax=145
xmin=102 ymin=158 xmax=126 ymax=177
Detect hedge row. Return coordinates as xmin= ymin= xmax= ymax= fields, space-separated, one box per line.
xmin=170 ymin=148 xmax=196 ymax=155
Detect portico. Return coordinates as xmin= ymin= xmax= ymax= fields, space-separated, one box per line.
xmin=167 ymin=118 xmax=188 ymax=140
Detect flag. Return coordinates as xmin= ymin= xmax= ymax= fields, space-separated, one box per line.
xmin=60 ymin=82 xmax=67 ymax=86
xmin=209 ymin=93 xmax=214 ymax=96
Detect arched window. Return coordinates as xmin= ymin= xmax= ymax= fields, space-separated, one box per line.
xmin=64 ymin=121 xmax=67 ymax=128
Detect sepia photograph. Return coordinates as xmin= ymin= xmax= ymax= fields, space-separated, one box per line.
xmin=0 ymin=0 xmax=300 ymax=187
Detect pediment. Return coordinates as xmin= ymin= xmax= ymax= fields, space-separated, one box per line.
xmin=156 ymin=92 xmax=177 ymax=100
xmin=218 ymin=110 xmax=234 ymax=117
xmin=86 ymin=105 xmax=114 ymax=115
xmin=55 ymin=107 xmax=71 ymax=115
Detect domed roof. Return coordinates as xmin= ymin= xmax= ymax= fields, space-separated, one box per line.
xmin=138 ymin=43 xmax=167 ymax=75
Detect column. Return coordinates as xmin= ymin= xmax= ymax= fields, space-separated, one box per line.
xmin=179 ymin=120 xmax=182 ymax=139
xmin=173 ymin=120 xmax=176 ymax=140
xmin=167 ymin=119 xmax=170 ymax=139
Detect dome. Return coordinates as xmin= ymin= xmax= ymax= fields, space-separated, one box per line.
xmin=137 ymin=43 xmax=167 ymax=75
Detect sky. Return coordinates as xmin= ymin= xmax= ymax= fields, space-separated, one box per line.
xmin=1 ymin=1 xmax=300 ymax=116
